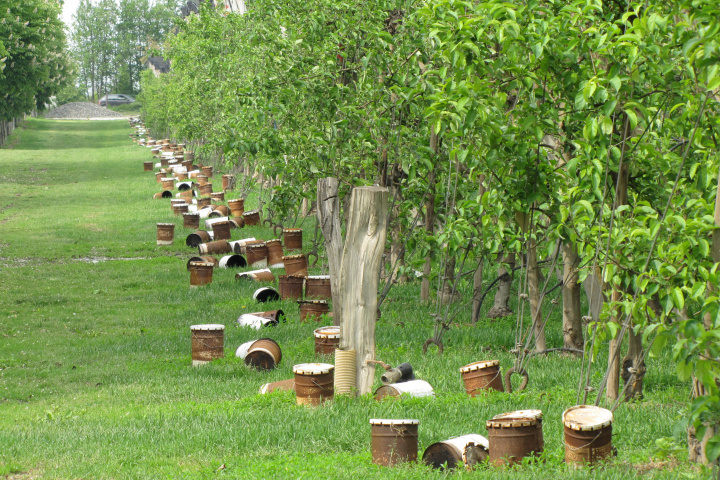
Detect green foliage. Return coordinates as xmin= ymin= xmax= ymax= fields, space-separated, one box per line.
xmin=0 ymin=0 xmax=70 ymax=120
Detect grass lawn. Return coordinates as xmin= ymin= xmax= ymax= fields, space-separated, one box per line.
xmin=0 ymin=118 xmax=709 ymax=479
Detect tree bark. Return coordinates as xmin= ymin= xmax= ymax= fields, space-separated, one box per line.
xmin=338 ymin=186 xmax=388 ymax=395
xmin=420 ymin=129 xmax=438 ymax=302
xmin=389 ymin=184 xmax=408 ymax=284
xmin=487 ymin=253 xmax=515 ymax=318
xmin=472 ymin=175 xmax=487 ymax=322
xmin=528 ymin=237 xmax=546 ymax=352
xmin=562 ymin=242 xmax=583 ymax=352
xmin=317 ymin=178 xmax=343 ymax=327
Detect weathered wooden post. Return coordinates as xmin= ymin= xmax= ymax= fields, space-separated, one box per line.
xmin=339 ymin=186 xmax=388 ymax=395
xmin=317 ymin=178 xmax=343 ymax=326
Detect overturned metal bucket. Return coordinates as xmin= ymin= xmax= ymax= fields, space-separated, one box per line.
xmin=374 ymin=379 xmax=435 ymax=400
xmin=235 ymin=268 xmax=275 ymax=282
xmin=236 ymin=338 xmax=282 ymax=370
xmin=422 ymin=434 xmax=489 ymax=470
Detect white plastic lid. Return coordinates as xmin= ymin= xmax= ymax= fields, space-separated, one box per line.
xmin=314 ymin=326 xmax=341 ymax=338
xmin=563 ymin=405 xmax=613 ymax=431
xmin=293 ymin=363 xmax=334 ymax=375
xmin=459 ymin=360 xmax=499 ymax=373
xmin=369 ymin=419 xmax=419 ymax=425
xmin=190 ymin=324 xmax=224 ymax=330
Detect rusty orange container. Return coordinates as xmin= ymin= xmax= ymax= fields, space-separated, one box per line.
xmin=173 ymin=203 xmax=189 ymax=216
xmin=161 ymin=178 xmax=174 ymax=190
xmin=183 ymin=213 xmax=200 ymax=229
xmin=196 ymin=174 xmax=208 ymax=186
xmin=266 ymin=239 xmax=284 ymax=268
xmin=228 ymin=198 xmax=244 ymax=217
xmin=222 ymin=174 xmax=234 ymax=190
xmin=283 ymin=254 xmax=308 ymax=277
xmin=199 ymin=183 xmax=212 ymax=196
xmin=279 ymin=275 xmax=304 ymax=300
xmin=202 ymin=165 xmax=213 ymax=177
xmin=294 ymin=363 xmax=334 ymax=406
xmin=305 ymin=275 xmax=331 ymax=300
xmin=189 ymin=261 xmax=214 ymax=287
xmin=246 ymin=242 xmax=269 ymax=268
xmin=155 ymin=172 xmax=164 ymax=183
xmin=243 ymin=210 xmax=260 ymax=226
xmin=314 ymin=326 xmax=341 ymax=355
xmin=283 ymin=228 xmax=302 ymax=250
xmin=212 ymin=221 xmax=232 ymax=241
xmin=143 ymin=161 xmax=153 ymax=171
xmin=370 ymin=419 xmax=419 ymax=466
xmin=213 ymin=205 xmax=230 ymax=216
xmin=486 ymin=415 xmax=543 ymax=466
xmin=156 ymin=223 xmax=175 ymax=245
xmin=230 ymin=216 xmax=245 ymax=228
xmin=562 ymin=406 xmax=613 ymax=465
xmin=236 ymin=338 xmax=282 ymax=370
xmin=196 ymin=197 xmax=212 ymax=209
xmin=299 ymin=300 xmax=329 ymax=322
xmin=186 ymin=230 xmax=211 ymax=248
xmin=198 ymin=239 xmax=231 ymax=255
xmin=211 ymin=192 xmax=225 ymax=202
xmin=153 ymin=191 xmax=172 ymax=199
xmin=190 ymin=324 xmax=224 ymax=366
xmin=493 ymin=410 xmax=544 ymax=453
xmin=460 ymin=360 xmax=503 ymax=396
xmin=259 ymin=378 xmax=295 ymax=394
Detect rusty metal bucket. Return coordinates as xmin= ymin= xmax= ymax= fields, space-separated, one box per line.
xmin=279 ymin=275 xmax=304 ymax=300
xmin=294 ymin=363 xmax=334 ymax=406
xmin=370 ymin=419 xmax=419 ymax=466
xmin=460 ymin=360 xmax=504 ymax=396
xmin=211 ymin=221 xmax=232 ymax=241
xmin=236 ymin=338 xmax=282 ymax=370
xmin=186 ymin=230 xmax=211 ymax=248
xmin=486 ymin=415 xmax=543 ymax=466
xmin=248 ymin=310 xmax=285 ymax=323
xmin=283 ymin=254 xmax=308 ymax=277
xmin=156 ymin=223 xmax=174 ymax=245
xmin=422 ymin=434 xmax=489 ymax=470
xmin=222 ymin=174 xmax=234 ymax=190
xmin=230 ymin=216 xmax=245 ymax=228
xmin=305 ymin=275 xmax=331 ymax=300
xmin=313 ymin=326 xmax=340 ymax=355
xmin=183 ymin=213 xmax=200 ymax=229
xmin=153 ymin=190 xmax=172 ymax=199
xmin=266 ymin=239 xmax=284 ymax=268
xmin=253 ymin=287 xmax=280 ymax=303
xmin=189 ymin=261 xmax=214 ymax=287
xmin=190 ymin=324 xmax=224 ymax=366
xmin=235 ymin=269 xmax=275 ymax=282
xmin=201 ymin=165 xmax=213 ymax=177
xmin=211 ymin=192 xmax=225 ymax=202
xmin=259 ymin=379 xmax=294 ymax=394
xmin=199 ymin=183 xmax=213 ymax=197
xmin=196 ymin=196 xmax=212 ymax=208
xmin=198 ymin=239 xmax=231 ymax=255
xmin=218 ymin=254 xmax=247 ymax=268
xmin=173 ymin=203 xmax=189 ymax=216
xmin=161 ymin=178 xmax=174 ymax=190
xmin=228 ymin=198 xmax=245 ymax=217
xmin=143 ymin=161 xmax=153 ymax=171
xmin=246 ymin=243 xmax=269 ymax=268
xmin=283 ymin=228 xmax=302 ymax=250
xmin=562 ymin=405 xmax=613 ymax=465
xmin=493 ymin=410 xmax=544 ymax=453
xmin=298 ymin=300 xmax=329 ymax=322
xmin=243 ymin=210 xmax=261 ymax=226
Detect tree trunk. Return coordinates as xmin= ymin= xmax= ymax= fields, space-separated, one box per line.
xmin=621 ymin=328 xmax=645 ymax=400
xmin=528 ymin=237 xmax=546 ymax=352
xmin=562 ymin=242 xmax=583 ymax=352
xmin=420 ymin=129 xmax=438 ymax=302
xmin=488 ymin=253 xmax=515 ymax=318
xmin=472 ymin=175 xmax=487 ymax=322
xmin=317 ymin=178 xmax=343 ymax=327
xmin=389 ymin=184 xmax=408 ymax=284
xmin=338 ymin=186 xmax=388 ymax=395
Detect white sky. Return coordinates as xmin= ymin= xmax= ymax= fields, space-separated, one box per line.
xmin=61 ymin=0 xmax=81 ymax=32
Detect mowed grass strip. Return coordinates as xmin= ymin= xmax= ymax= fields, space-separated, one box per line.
xmin=0 ymin=119 xmax=705 ymax=479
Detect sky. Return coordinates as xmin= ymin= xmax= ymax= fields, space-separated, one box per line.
xmin=61 ymin=0 xmax=81 ymax=32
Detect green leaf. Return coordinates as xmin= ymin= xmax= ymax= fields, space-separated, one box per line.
xmin=601 ymin=117 xmax=614 ymax=135
xmin=672 ymin=287 xmax=685 ymax=310
xmin=609 ymin=76 xmax=621 ymax=92
xmin=707 ymin=76 xmax=720 ymax=91
xmin=624 ymin=110 xmax=638 ymax=129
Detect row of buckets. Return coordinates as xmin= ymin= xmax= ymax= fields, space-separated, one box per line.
xmin=130 ymin=120 xmax=615 ymax=469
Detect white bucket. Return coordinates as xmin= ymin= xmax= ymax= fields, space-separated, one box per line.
xmin=205 ymin=216 xmax=230 ymax=230
xmin=377 ymin=379 xmax=435 ymax=398
xmin=236 ymin=314 xmax=275 ymax=330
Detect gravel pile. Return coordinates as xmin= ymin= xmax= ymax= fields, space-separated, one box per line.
xmin=44 ymin=102 xmax=125 ymax=119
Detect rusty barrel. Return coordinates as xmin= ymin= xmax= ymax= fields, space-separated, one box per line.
xmin=236 ymin=338 xmax=282 ymax=370
xmin=222 ymin=174 xmax=234 ymax=190
xmin=198 ymin=239 xmax=231 ymax=255
xmin=155 ymin=171 xmax=163 ymax=183
xmin=230 ymin=216 xmax=245 ymax=228
xmin=493 ymin=410 xmax=544 ymax=453
xmin=190 ymin=324 xmax=224 ymax=366
xmin=143 ymin=161 xmax=153 ymax=171
xmin=299 ymin=300 xmax=329 ymax=322
xmin=176 ymin=172 xmax=188 ymax=181
xmin=201 ymin=165 xmax=213 ymax=177
xmin=173 ymin=203 xmax=189 ymax=216
xmin=486 ymin=415 xmax=543 ymax=466
xmin=161 ymin=177 xmax=174 ymax=190
xmin=259 ymin=379 xmax=294 ymax=394
xmin=189 ymin=261 xmax=214 ymax=287
xmin=235 ymin=269 xmax=275 ymax=282
xmin=423 ymin=434 xmax=488 ymax=471
xmin=562 ymin=405 xmax=613 ymax=465
xmin=370 ymin=419 xmax=419 ymax=466
xmin=160 ymin=157 xmax=169 ymax=167
xmin=196 ymin=174 xmax=208 ymax=186
xmin=199 ymin=183 xmax=212 ymax=197
xmin=153 ymin=191 xmax=172 ymax=199
xmin=156 ymin=223 xmax=174 ymax=245
xmin=186 ymin=256 xmax=216 ymax=270
xmin=294 ymin=363 xmax=334 ymax=406
xmin=283 ymin=254 xmax=308 ymax=277
xmin=283 ymin=228 xmax=302 ymax=250
xmin=266 ymin=239 xmax=284 ymax=268
xmin=314 ymin=326 xmax=340 ymax=355
xmin=460 ymin=360 xmax=503 ymax=396
xmin=279 ymin=275 xmax=304 ymax=300
xmin=186 ymin=230 xmax=211 ymax=248
xmin=229 ymin=237 xmax=257 ymax=254
xmin=305 ymin=275 xmax=331 ymax=300
xmin=242 ymin=210 xmax=260 ymax=226
xmin=212 ymin=221 xmax=232 ymax=241
xmin=183 ymin=213 xmax=200 ymax=229
xmin=374 ymin=380 xmax=435 ymax=400
xmin=246 ymin=242 xmax=268 ymax=268
xmin=184 ymin=151 xmax=195 ymax=161
xmin=196 ymin=198 xmax=212 ymax=210
xmin=181 ymin=159 xmax=193 ymax=170
xmin=253 ymin=287 xmax=280 ymax=303
xmin=212 ymin=205 xmax=230 ymax=217
xmin=228 ymin=198 xmax=244 ymax=217
xmin=218 ymin=254 xmax=246 ymax=268
xmin=211 ymin=192 xmax=225 ymax=202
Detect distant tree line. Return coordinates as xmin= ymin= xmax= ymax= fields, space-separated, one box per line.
xmin=0 ymin=0 xmax=70 ymax=144
xmin=71 ymin=0 xmax=179 ymax=101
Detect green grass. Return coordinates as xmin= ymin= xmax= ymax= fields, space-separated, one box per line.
xmin=0 ymin=118 xmax=710 ymax=479
xmin=109 ymin=102 xmax=142 ymax=115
